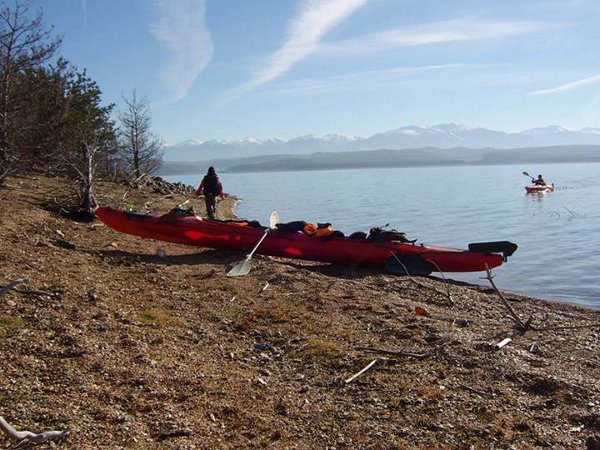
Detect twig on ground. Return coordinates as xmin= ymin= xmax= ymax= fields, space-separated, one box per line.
xmin=157 ymin=428 xmax=192 ymax=442
xmin=457 ymin=383 xmax=495 ymax=397
xmin=0 ymin=278 xmax=29 ymax=297
xmin=345 ymin=359 xmax=379 ymax=384
xmin=0 ymin=416 xmax=69 ymax=445
xmin=495 ymin=337 xmax=512 ymax=350
xmin=14 ymin=288 xmax=59 ymax=298
xmin=531 ymin=323 xmax=600 ymax=331
xmin=483 ymin=265 xmax=530 ymax=331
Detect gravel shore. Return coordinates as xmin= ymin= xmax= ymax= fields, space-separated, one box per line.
xmin=1 ymin=175 xmax=599 ymax=449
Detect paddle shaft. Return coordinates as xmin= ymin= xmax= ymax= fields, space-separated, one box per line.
xmin=227 ymin=210 xmax=279 ymax=277
xmin=246 ymin=228 xmax=271 ymax=260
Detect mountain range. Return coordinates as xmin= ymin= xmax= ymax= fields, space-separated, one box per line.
xmin=157 ymin=124 xmax=600 ymax=175
xmin=162 ymin=124 xmax=600 ymax=162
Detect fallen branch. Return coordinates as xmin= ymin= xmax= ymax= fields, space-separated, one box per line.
xmin=0 ymin=278 xmax=29 ymax=297
xmin=345 ymin=359 xmax=379 ymax=384
xmin=14 ymin=288 xmax=59 ymax=298
xmin=483 ymin=265 xmax=529 ymax=331
xmin=0 ymin=416 xmax=69 ymax=445
xmin=355 ymin=346 xmax=432 ymax=359
xmin=458 ymin=382 xmax=495 ymax=397
xmin=534 ymin=323 xmax=600 ymax=331
xmin=157 ymin=428 xmax=192 ymax=442
xmin=495 ymin=337 xmax=512 ymax=350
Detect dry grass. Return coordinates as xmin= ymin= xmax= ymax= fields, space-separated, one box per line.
xmin=0 ymin=175 xmax=599 ymax=449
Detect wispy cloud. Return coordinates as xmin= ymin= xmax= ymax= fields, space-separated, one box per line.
xmin=318 ymin=18 xmax=553 ymax=55
xmin=151 ymin=0 xmax=213 ymax=103
xmin=239 ymin=0 xmax=370 ymax=94
xmin=529 ymin=73 xmax=600 ymax=95
xmin=243 ymin=63 xmax=483 ymax=97
xmin=81 ymin=0 xmax=87 ymax=27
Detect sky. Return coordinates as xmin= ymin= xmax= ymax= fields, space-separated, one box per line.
xmin=30 ymin=0 xmax=600 ymax=144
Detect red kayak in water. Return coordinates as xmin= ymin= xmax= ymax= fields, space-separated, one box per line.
xmin=525 ymin=184 xmax=554 ymax=193
xmin=95 ymin=207 xmax=517 ymax=275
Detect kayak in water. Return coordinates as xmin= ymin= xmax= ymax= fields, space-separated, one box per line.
xmin=95 ymin=206 xmax=518 ymax=275
xmin=525 ymin=184 xmax=554 ymax=193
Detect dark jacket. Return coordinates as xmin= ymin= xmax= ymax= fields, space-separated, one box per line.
xmin=197 ymin=174 xmax=223 ymax=196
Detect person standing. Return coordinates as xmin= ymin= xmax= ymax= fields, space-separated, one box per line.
xmin=196 ymin=167 xmax=224 ymax=219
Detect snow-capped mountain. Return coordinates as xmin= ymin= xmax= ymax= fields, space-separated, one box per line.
xmin=163 ymin=124 xmax=600 ymax=161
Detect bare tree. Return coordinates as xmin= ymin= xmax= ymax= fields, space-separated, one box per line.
xmin=0 ymin=0 xmax=61 ymax=185
xmin=117 ymin=90 xmax=163 ymax=181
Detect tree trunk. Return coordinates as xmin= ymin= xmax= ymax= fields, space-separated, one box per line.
xmin=79 ymin=142 xmax=95 ymax=213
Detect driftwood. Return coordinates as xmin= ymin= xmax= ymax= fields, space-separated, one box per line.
xmin=0 ymin=278 xmax=29 ymax=297
xmin=156 ymin=428 xmax=192 ymax=442
xmin=483 ymin=265 xmax=531 ymax=331
xmin=345 ymin=359 xmax=379 ymax=384
xmin=495 ymin=337 xmax=512 ymax=350
xmin=14 ymin=288 xmax=59 ymax=298
xmin=534 ymin=323 xmax=600 ymax=331
xmin=458 ymin=383 xmax=495 ymax=397
xmin=483 ymin=267 xmax=600 ymax=333
xmin=0 ymin=416 xmax=69 ymax=445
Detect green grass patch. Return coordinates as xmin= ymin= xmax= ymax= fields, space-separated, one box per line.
xmin=296 ymin=338 xmax=344 ymax=361
xmin=137 ymin=309 xmax=176 ymax=326
xmin=0 ymin=315 xmax=25 ymax=328
xmin=0 ymin=315 xmax=25 ymax=337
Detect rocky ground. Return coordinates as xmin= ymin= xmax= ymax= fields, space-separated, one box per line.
xmin=0 ymin=175 xmax=599 ymax=450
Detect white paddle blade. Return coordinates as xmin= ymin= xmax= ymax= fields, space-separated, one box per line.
xmin=269 ymin=211 xmax=279 ymax=228
xmin=227 ymin=259 xmax=251 ymax=277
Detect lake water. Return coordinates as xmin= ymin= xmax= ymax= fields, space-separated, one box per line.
xmin=165 ymin=163 xmax=600 ymax=309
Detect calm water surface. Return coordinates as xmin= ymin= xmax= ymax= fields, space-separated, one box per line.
xmin=166 ymin=163 xmax=600 ymax=309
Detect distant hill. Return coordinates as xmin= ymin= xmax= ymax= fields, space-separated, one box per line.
xmin=157 ymin=145 xmax=600 ymax=175
xmin=161 ymin=123 xmax=600 ymax=162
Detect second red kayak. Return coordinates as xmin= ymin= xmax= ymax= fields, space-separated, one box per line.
xmin=525 ymin=184 xmax=554 ymax=193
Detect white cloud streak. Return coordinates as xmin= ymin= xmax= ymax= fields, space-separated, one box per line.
xmin=318 ymin=18 xmax=552 ymax=55
xmin=151 ymin=0 xmax=213 ymax=103
xmin=238 ymin=63 xmax=484 ymax=98
xmin=529 ymin=74 xmax=600 ymax=95
xmin=240 ymin=0 xmax=370 ymax=93
xmin=81 ymin=0 xmax=87 ymax=27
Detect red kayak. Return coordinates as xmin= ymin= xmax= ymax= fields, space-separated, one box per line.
xmin=525 ymin=184 xmax=554 ymax=193
xmin=95 ymin=207 xmax=517 ymax=275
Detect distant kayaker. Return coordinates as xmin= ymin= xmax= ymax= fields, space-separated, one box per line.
xmin=532 ymin=174 xmax=547 ymax=186
xmin=196 ymin=167 xmax=224 ymax=219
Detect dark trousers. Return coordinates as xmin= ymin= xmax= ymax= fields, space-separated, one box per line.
xmin=205 ymin=194 xmax=217 ymax=219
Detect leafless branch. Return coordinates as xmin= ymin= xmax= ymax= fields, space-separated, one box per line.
xmin=0 ymin=416 xmax=69 ymax=445
xmin=345 ymin=359 xmax=379 ymax=384
xmin=483 ymin=265 xmax=530 ymax=331
xmin=0 ymin=277 xmax=28 ymax=296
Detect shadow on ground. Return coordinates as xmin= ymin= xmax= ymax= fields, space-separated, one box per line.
xmin=90 ymin=248 xmax=244 ymax=267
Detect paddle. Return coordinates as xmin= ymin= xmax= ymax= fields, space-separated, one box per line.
xmin=227 ymin=211 xmax=279 ymax=277
xmin=522 ymin=170 xmax=535 ymax=181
